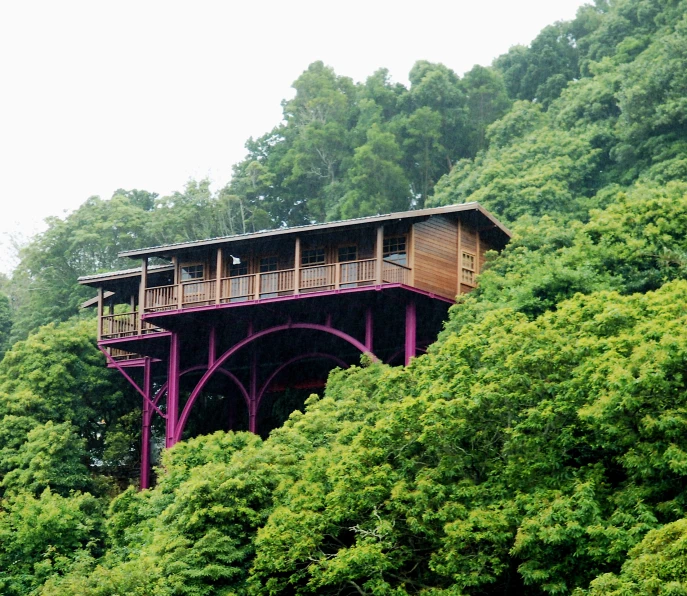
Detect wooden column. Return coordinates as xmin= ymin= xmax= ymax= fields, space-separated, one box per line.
xmin=138 ymin=258 xmax=147 ymax=333
xmin=96 ymin=287 xmax=103 ymax=341
xmin=375 ymin=225 xmax=384 ymax=285
xmin=457 ymin=219 xmax=463 ymax=296
xmin=215 ymin=247 xmax=223 ymax=305
xmin=294 ymin=236 xmax=301 ymax=294
xmin=175 ymin=255 xmax=183 ymax=309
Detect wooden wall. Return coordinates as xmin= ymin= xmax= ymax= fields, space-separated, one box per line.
xmin=412 ymin=215 xmax=458 ymax=299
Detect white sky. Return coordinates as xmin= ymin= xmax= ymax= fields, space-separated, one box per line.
xmin=0 ymin=0 xmax=590 ymax=274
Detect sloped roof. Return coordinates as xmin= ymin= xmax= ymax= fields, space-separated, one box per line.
xmin=117 ymin=202 xmax=510 ymax=259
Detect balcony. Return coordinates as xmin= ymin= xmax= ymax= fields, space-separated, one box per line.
xmin=143 ymin=258 xmax=410 ymax=313
xmin=98 ymin=259 xmax=411 ymax=341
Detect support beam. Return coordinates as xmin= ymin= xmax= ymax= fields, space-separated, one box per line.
xmin=138 ymin=258 xmax=147 ymax=333
xmin=166 ymin=333 xmax=180 ymax=448
xmin=365 ymin=307 xmax=373 ymax=352
xmin=376 ymin=225 xmax=384 ymax=284
xmin=141 ymin=357 xmax=152 ymax=489
xmin=249 ymin=351 xmax=258 ymax=434
xmin=405 ymin=301 xmax=416 ymax=366
xmin=208 ymin=327 xmax=216 ymax=367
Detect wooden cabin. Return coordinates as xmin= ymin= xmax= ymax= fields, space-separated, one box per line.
xmin=79 ymin=202 xmax=510 ymax=486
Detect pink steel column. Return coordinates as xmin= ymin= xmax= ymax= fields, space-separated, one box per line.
xmin=248 ymin=351 xmax=258 ymax=434
xmin=208 ymin=327 xmax=216 ymax=367
xmin=405 ymin=301 xmax=417 ymax=365
xmin=365 ymin=307 xmax=373 ymax=352
xmin=141 ymin=357 xmax=152 ymax=489
xmin=166 ymin=332 xmax=180 ymax=448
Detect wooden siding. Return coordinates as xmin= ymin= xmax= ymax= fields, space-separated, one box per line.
xmin=412 ymin=215 xmax=458 ymax=299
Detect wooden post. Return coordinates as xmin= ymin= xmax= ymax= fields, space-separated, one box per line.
xmin=294 ymin=236 xmax=301 ymax=294
xmin=176 ymin=256 xmax=183 ymax=309
xmin=376 ymin=225 xmax=384 ymax=285
xmin=215 ymin=247 xmax=223 ymax=305
xmin=476 ymin=226 xmax=481 ymax=276
xmin=96 ymin=287 xmax=103 ymax=341
xmin=408 ymin=225 xmax=415 ymax=286
xmin=138 ymin=258 xmax=147 ymax=333
xmin=457 ymin=219 xmax=463 ymax=296
xmin=334 ymin=254 xmax=341 ymax=289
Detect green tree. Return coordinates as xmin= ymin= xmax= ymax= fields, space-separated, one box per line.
xmin=0 ymin=319 xmax=134 ymax=488
xmin=339 ymin=125 xmax=411 ymax=218
xmin=461 ymin=65 xmax=512 ymax=155
xmin=0 ymin=489 xmax=104 ymax=596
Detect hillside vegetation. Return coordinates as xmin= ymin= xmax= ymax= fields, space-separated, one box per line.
xmin=1 ymin=0 xmax=687 ymax=593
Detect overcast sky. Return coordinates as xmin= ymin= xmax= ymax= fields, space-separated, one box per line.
xmin=0 ymin=0 xmax=590 ymax=274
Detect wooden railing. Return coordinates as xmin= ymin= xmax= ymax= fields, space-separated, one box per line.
xmin=181 ymin=280 xmax=216 ymax=306
xmin=101 ymin=312 xmax=138 ymax=339
xmin=260 ymin=269 xmax=294 ymax=296
xmin=145 ymin=285 xmax=178 ymax=311
xmin=300 ymin=264 xmax=336 ymax=291
xmin=220 ymin=274 xmax=255 ymax=302
xmin=340 ymin=258 xmax=376 ymax=285
xmin=101 ymin=257 xmax=418 ymax=340
xmin=139 ymin=259 xmax=412 ymax=316
xmin=382 ymin=260 xmax=411 ymax=284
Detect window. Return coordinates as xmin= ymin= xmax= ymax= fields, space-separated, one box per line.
xmin=383 ymin=236 xmax=407 ymax=266
xmin=259 ymin=256 xmax=278 ymax=273
xmin=181 ymin=264 xmax=204 ymax=282
xmin=229 ymin=261 xmax=248 ymax=277
xmin=461 ymin=252 xmax=476 ymax=285
xmin=338 ymin=246 xmax=357 ymax=262
xmin=302 ymin=248 xmax=325 ymax=266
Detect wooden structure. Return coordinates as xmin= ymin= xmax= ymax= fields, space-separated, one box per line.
xmin=80 ymin=202 xmax=510 ymax=487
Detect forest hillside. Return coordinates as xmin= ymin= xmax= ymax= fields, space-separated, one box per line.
xmin=1 ymin=0 xmax=687 ymax=593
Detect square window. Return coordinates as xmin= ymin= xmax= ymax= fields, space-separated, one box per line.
xmin=260 ymin=256 xmax=278 ymax=273
xmin=383 ymin=236 xmax=407 ymax=266
xmin=302 ymin=248 xmax=325 ymax=266
xmin=181 ymin=264 xmax=204 ymax=281
xmin=229 ymin=261 xmax=248 ymax=277
xmin=338 ymin=246 xmax=357 ymax=262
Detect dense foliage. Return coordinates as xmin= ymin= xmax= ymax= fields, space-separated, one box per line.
xmin=1 ymin=0 xmax=687 ymax=593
